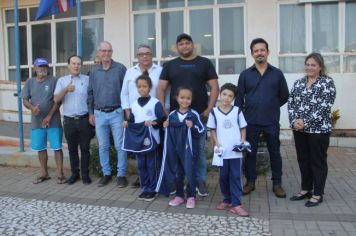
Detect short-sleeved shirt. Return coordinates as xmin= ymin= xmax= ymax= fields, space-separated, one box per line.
xmin=23 ymin=77 xmax=62 ymax=129
xmin=207 ymin=106 xmax=247 ymax=159
xmin=160 ymin=56 xmax=218 ymax=114
xmin=54 ymin=74 xmax=89 ymax=117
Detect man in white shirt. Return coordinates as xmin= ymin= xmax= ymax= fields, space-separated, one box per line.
xmin=121 ymin=44 xmax=169 ymax=120
xmin=54 ymin=55 xmax=95 ymax=185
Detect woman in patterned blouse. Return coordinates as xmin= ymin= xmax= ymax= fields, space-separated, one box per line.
xmin=288 ymin=52 xmax=336 ymax=207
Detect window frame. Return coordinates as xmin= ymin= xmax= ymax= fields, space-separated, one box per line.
xmin=3 ymin=0 xmax=105 ymax=81
xmin=130 ymin=0 xmax=246 ymax=75
xmin=278 ymin=0 xmax=356 ymax=74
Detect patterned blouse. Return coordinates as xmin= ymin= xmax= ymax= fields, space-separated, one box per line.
xmin=288 ymin=75 xmax=336 ymax=133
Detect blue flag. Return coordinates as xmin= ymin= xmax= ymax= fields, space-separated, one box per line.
xmin=36 ymin=0 xmax=76 ymax=20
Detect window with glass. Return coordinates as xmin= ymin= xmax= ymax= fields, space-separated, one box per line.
xmin=279 ymin=1 xmax=356 ymax=73
xmin=4 ymin=0 xmax=104 ymax=81
xmin=345 ymin=1 xmax=356 ymax=73
xmin=131 ymin=0 xmax=246 ymax=75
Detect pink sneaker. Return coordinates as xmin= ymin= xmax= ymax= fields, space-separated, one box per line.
xmin=168 ymin=196 xmax=184 ymax=206
xmin=229 ymin=205 xmax=249 ymax=217
xmin=186 ymin=197 xmax=196 ymax=209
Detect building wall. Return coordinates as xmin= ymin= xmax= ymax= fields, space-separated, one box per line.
xmin=0 ymin=0 xmax=355 ymax=129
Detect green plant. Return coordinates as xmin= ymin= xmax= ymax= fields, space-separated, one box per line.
xmin=89 ymin=144 xmax=138 ymax=177
xmin=89 ymin=144 xmax=118 ymax=177
xmin=331 ymin=109 xmax=340 ymax=127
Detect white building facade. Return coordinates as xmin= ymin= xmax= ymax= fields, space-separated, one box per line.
xmin=0 ymin=0 xmax=355 ymax=130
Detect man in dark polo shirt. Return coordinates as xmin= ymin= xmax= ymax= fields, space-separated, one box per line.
xmin=235 ymin=38 xmax=289 ymax=198
xmin=87 ymin=41 xmax=128 ymax=188
xmin=157 ymin=33 xmax=219 ymax=197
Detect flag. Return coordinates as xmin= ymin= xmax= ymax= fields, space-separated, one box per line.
xmin=35 ymin=0 xmax=76 ymax=20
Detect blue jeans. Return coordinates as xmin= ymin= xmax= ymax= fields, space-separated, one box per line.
xmin=195 ymin=124 xmax=207 ymax=183
xmin=94 ymin=107 xmax=127 ymax=176
xmin=245 ymin=123 xmax=282 ymax=185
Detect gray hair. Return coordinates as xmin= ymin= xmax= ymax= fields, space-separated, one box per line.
xmin=99 ymin=41 xmax=112 ymax=50
xmin=137 ymin=44 xmax=151 ymax=52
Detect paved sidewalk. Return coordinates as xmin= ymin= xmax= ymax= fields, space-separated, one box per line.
xmin=1 ymin=121 xmax=356 ymax=235
xmin=0 ymin=145 xmax=356 ymax=235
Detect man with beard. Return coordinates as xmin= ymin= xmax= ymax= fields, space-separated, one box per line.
xmin=157 ymin=33 xmax=219 ymax=197
xmin=235 ymin=38 xmax=289 ymax=198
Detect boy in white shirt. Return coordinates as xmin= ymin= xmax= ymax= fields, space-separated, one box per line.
xmin=207 ymin=83 xmax=249 ymax=217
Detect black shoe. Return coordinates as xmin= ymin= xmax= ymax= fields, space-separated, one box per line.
xmin=144 ymin=192 xmax=156 ymax=202
xmin=305 ymin=195 xmax=323 ymax=207
xmin=138 ymin=192 xmax=147 ymax=201
xmin=98 ymin=175 xmax=112 ymax=187
xmin=131 ymin=177 xmax=140 ymax=188
xmin=117 ymin=176 xmax=128 ymax=188
xmin=67 ymin=174 xmax=80 ymax=185
xmin=82 ymin=176 xmax=92 ymax=185
xmin=243 ymin=182 xmax=255 ymax=195
xmin=196 ymin=181 xmax=209 ymax=197
xmin=290 ymin=191 xmax=312 ymax=201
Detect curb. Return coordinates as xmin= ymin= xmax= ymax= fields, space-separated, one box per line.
xmin=0 ymin=136 xmax=70 ymax=169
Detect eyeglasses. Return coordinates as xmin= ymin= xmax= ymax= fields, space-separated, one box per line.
xmin=100 ymin=49 xmax=113 ymax=53
xmin=137 ymin=52 xmax=152 ymax=57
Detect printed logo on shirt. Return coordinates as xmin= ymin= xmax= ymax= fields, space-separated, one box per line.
xmin=180 ymin=64 xmax=195 ymax=69
xmin=143 ymin=137 xmax=151 ymax=146
xmin=223 ymin=119 xmax=233 ymax=129
xmin=146 ymin=110 xmax=153 ymax=116
xmin=45 ymin=85 xmax=49 ymax=92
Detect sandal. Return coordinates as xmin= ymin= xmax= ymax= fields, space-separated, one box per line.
xmin=33 ymin=176 xmax=51 ymax=184
xmin=57 ymin=176 xmax=67 ymax=184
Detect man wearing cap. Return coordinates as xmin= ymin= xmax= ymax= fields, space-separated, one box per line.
xmin=157 ymin=33 xmax=219 ymax=197
xmin=87 ymin=41 xmax=128 ymax=188
xmin=23 ymin=58 xmax=66 ymax=184
xmin=54 ymin=55 xmax=95 ymax=185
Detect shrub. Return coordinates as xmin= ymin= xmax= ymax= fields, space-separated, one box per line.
xmin=331 ymin=109 xmax=340 ymax=127
xmin=89 ymin=144 xmax=118 ymax=177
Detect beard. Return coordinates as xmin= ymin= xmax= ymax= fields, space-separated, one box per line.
xmin=179 ymin=49 xmax=193 ymax=58
xmin=255 ymin=56 xmax=266 ymax=64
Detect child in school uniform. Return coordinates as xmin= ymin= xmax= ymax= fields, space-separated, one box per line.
xmin=207 ymin=83 xmax=249 ymax=217
xmin=156 ymin=86 xmax=205 ymax=209
xmin=122 ymin=71 xmax=165 ymax=202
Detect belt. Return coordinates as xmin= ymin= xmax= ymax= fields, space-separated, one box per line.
xmin=96 ymin=105 xmax=120 ymax=113
xmin=64 ymin=114 xmax=89 ymax=120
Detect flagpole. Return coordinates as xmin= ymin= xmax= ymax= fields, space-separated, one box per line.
xmin=76 ymin=0 xmax=82 ymax=57
xmin=14 ymin=0 xmax=25 ymax=152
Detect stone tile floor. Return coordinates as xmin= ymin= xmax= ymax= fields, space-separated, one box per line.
xmin=0 ymin=145 xmax=356 ymax=235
